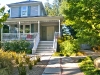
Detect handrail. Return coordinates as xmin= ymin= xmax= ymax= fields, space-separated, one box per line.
xmin=32 ymin=33 xmax=40 ymax=54
xmin=53 ymin=32 xmax=59 ymax=52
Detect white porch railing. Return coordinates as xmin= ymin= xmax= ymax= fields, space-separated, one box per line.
xmin=2 ymin=33 xmax=40 ymax=54
xmin=2 ymin=33 xmax=37 ymax=42
xmin=32 ymin=33 xmax=40 ymax=54
xmin=2 ymin=33 xmax=19 ymax=41
xmin=53 ymin=32 xmax=60 ymax=52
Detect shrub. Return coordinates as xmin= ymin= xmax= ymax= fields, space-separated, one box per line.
xmin=79 ymin=56 xmax=100 ymax=75
xmin=32 ymin=60 xmax=37 ymax=65
xmin=28 ymin=62 xmax=33 ymax=70
xmin=0 ymin=49 xmax=13 ymax=75
xmin=76 ymin=51 xmax=86 ymax=56
xmin=1 ymin=40 xmax=31 ymax=53
xmin=60 ymin=40 xmax=80 ymax=56
xmin=36 ymin=55 xmax=41 ymax=62
xmin=18 ymin=65 xmax=26 ymax=75
xmin=52 ymin=52 xmax=61 ymax=56
xmin=25 ymin=56 xmax=30 ymax=64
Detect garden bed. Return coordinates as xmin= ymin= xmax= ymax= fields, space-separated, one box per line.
xmin=79 ymin=56 xmax=100 ymax=75
xmin=0 ymin=49 xmax=48 ymax=75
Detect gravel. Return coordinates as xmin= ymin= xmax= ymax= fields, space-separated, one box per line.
xmin=12 ymin=60 xmax=49 ymax=75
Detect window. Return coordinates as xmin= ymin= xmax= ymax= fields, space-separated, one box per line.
xmin=21 ymin=6 xmax=28 ymax=17
xmin=25 ymin=25 xmax=30 ymax=33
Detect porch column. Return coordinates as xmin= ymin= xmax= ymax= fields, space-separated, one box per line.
xmin=23 ymin=24 xmax=25 ymax=33
xmin=19 ymin=21 xmax=20 ymax=40
xmin=59 ymin=20 xmax=61 ymax=37
xmin=1 ymin=27 xmax=3 ymax=42
xmin=38 ymin=21 xmax=40 ymax=33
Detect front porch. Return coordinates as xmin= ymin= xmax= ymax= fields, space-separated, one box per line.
xmin=1 ymin=16 xmax=63 ymax=54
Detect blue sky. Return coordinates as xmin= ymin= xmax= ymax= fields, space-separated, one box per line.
xmin=0 ymin=0 xmax=53 ymax=11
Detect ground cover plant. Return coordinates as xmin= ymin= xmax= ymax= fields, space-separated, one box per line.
xmin=0 ymin=49 xmax=41 ymax=75
xmin=79 ymin=56 xmax=100 ymax=75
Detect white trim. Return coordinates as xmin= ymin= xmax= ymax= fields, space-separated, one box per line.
xmin=23 ymin=24 xmax=25 ymax=33
xmin=8 ymin=2 xmax=41 ymax=7
xmin=1 ymin=27 xmax=3 ymax=42
xmin=19 ymin=21 xmax=20 ymax=40
xmin=59 ymin=20 xmax=60 ymax=36
xmin=30 ymin=23 xmax=31 ymax=33
xmin=38 ymin=21 xmax=40 ymax=33
xmin=10 ymin=8 xmax=11 ymax=18
xmin=38 ymin=5 xmax=40 ymax=16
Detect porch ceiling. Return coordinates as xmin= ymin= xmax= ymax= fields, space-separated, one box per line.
xmin=5 ymin=16 xmax=63 ymax=24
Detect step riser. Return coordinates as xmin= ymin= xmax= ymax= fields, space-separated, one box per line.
xmin=37 ymin=47 xmax=53 ymax=49
xmin=36 ymin=51 xmax=54 ymax=53
xmin=39 ymin=42 xmax=53 ymax=44
xmin=38 ymin=45 xmax=53 ymax=48
xmin=37 ymin=49 xmax=54 ymax=51
xmin=35 ymin=53 xmax=53 ymax=55
xmin=35 ymin=41 xmax=54 ymax=55
xmin=38 ymin=44 xmax=53 ymax=46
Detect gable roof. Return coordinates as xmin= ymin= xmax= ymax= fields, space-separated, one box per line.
xmin=7 ymin=1 xmax=42 ymax=7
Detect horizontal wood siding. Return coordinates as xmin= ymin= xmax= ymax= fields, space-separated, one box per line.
xmin=30 ymin=5 xmax=38 ymax=16
xmin=11 ymin=7 xmax=19 ymax=17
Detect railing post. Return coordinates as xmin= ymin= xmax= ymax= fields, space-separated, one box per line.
xmin=1 ymin=28 xmax=3 ymax=42
xmin=59 ymin=20 xmax=60 ymax=37
xmin=19 ymin=21 xmax=20 ymax=40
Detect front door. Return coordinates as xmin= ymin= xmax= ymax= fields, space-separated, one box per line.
xmin=47 ymin=26 xmax=54 ymax=41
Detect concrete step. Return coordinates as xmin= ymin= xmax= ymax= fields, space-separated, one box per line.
xmin=36 ymin=49 xmax=54 ymax=51
xmin=35 ymin=41 xmax=54 ymax=55
xmin=39 ymin=41 xmax=53 ymax=44
xmin=38 ymin=44 xmax=53 ymax=46
xmin=35 ymin=52 xmax=53 ymax=55
xmin=37 ymin=47 xmax=53 ymax=49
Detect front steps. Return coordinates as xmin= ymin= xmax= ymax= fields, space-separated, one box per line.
xmin=35 ymin=41 xmax=55 ymax=55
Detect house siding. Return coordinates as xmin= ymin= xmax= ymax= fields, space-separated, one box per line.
xmin=11 ymin=7 xmax=19 ymax=17
xmin=9 ymin=2 xmax=46 ymax=18
xmin=30 ymin=5 xmax=38 ymax=16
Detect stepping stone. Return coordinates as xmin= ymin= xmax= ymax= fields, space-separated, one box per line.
xmin=62 ymin=67 xmax=84 ymax=75
xmin=46 ymin=63 xmax=60 ymax=67
xmin=62 ymin=57 xmax=74 ymax=63
xmin=43 ymin=67 xmax=61 ymax=74
xmin=61 ymin=63 xmax=79 ymax=68
xmin=42 ymin=74 xmax=59 ymax=75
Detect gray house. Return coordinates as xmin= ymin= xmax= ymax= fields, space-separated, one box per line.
xmin=1 ymin=0 xmax=63 ymax=55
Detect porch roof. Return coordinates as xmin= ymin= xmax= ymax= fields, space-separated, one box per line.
xmin=5 ymin=16 xmax=63 ymax=24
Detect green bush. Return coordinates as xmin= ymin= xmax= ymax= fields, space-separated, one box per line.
xmin=1 ymin=40 xmax=31 ymax=53
xmin=28 ymin=62 xmax=33 ymax=70
xmin=60 ymin=40 xmax=80 ymax=56
xmin=79 ymin=56 xmax=100 ymax=75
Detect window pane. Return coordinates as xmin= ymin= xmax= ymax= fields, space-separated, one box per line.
xmin=25 ymin=25 xmax=30 ymax=33
xmin=20 ymin=25 xmax=23 ymax=33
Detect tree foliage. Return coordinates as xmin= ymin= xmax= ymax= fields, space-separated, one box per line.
xmin=44 ymin=0 xmax=62 ymax=16
xmin=0 ymin=6 xmax=9 ymax=28
xmin=60 ymin=0 xmax=100 ymax=46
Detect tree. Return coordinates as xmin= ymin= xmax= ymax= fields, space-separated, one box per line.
xmin=44 ymin=0 xmax=62 ymax=16
xmin=51 ymin=0 xmax=62 ymax=16
xmin=0 ymin=6 xmax=9 ymax=27
xmin=44 ymin=0 xmax=52 ymax=16
xmin=0 ymin=6 xmax=9 ymax=41
xmin=60 ymin=0 xmax=100 ymax=46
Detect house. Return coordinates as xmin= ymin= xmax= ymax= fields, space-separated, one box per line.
xmin=1 ymin=0 xmax=63 ymax=55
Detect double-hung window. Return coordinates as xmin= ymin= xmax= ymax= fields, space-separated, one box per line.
xmin=21 ymin=6 xmax=28 ymax=17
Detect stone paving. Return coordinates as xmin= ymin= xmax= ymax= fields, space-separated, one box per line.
xmin=42 ymin=56 xmax=84 ymax=75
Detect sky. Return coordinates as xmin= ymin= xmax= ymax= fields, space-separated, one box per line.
xmin=0 ymin=0 xmax=53 ymax=11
